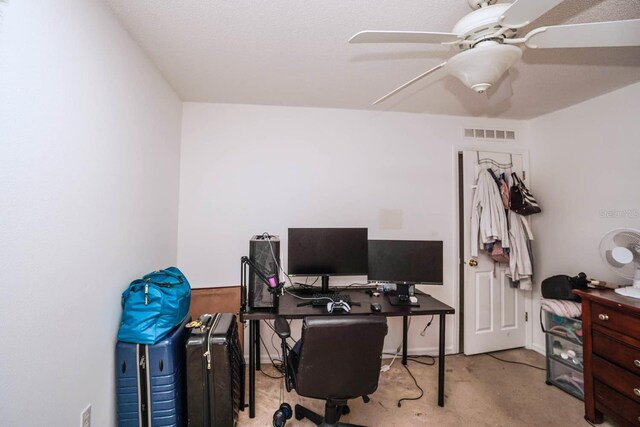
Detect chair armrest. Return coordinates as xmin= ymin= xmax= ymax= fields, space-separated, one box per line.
xmin=274 ymin=316 xmax=291 ymax=339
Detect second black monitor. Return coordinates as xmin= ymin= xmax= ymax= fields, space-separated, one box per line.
xmin=368 ymin=240 xmax=443 ymax=285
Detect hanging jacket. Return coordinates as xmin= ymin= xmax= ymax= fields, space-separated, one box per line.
xmin=506 ymin=210 xmax=534 ymax=290
xmin=471 ymin=168 xmax=510 ymax=257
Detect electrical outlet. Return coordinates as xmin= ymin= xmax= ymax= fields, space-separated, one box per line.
xmin=81 ymin=405 xmax=91 ymax=427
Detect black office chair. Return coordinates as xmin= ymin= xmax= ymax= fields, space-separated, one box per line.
xmin=274 ymin=315 xmax=388 ymax=427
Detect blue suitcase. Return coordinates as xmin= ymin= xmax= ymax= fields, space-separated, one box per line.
xmin=116 ymin=316 xmax=190 ymax=427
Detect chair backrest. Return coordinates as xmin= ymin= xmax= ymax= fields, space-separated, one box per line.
xmin=294 ymin=315 xmax=388 ymax=400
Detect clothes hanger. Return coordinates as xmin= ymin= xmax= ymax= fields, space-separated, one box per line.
xmin=477 ymin=153 xmax=513 ymax=187
xmin=478 ymin=157 xmax=514 ymax=170
xmin=476 ymin=151 xmax=514 ymax=170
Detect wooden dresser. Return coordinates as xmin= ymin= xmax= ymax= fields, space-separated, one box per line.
xmin=575 ymin=289 xmax=640 ymax=426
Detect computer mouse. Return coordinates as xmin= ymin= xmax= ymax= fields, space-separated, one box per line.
xmin=370 ymin=303 xmax=381 ymax=312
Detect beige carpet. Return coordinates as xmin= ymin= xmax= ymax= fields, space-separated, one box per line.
xmin=238 ymin=348 xmax=617 ymax=427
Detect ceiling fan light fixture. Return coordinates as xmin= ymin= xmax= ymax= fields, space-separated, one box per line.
xmin=445 ymin=44 xmax=522 ymax=93
xmin=351 ymin=1 xmax=640 ymax=105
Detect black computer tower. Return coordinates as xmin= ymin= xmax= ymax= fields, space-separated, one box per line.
xmin=248 ymin=234 xmax=280 ymax=309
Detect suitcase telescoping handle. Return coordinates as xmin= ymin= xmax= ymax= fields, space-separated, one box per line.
xmin=203 ymin=314 xmax=222 ymax=370
xmin=186 ymin=314 xmax=216 ymax=331
xmin=200 ymin=314 xmax=215 ymax=327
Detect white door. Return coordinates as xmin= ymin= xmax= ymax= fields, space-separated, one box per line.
xmin=462 ymin=150 xmax=527 ymax=355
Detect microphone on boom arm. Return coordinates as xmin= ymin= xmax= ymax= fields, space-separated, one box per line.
xmin=241 ymin=256 xmax=283 ymax=295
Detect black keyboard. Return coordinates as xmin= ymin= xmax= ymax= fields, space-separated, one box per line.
xmin=310 ymin=293 xmax=352 ymax=307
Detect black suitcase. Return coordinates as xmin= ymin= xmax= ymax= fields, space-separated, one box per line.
xmin=185 ymin=313 xmax=245 ymax=427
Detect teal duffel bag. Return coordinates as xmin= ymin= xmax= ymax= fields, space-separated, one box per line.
xmin=117 ymin=267 xmax=191 ymax=345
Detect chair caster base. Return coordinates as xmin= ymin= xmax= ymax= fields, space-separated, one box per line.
xmin=294 ymin=403 xmax=366 ymax=427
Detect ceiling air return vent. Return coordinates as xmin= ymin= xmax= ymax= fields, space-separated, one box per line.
xmin=464 ymin=128 xmax=516 ymax=141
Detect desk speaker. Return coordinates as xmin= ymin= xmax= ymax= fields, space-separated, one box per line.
xmin=249 ymin=235 xmax=280 ymax=309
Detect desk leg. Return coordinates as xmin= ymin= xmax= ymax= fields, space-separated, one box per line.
xmin=402 ymin=315 xmax=408 ymax=366
xmin=255 ymin=320 xmax=261 ymax=370
xmin=438 ymin=313 xmax=446 ymax=407
xmin=249 ymin=320 xmax=256 ymax=418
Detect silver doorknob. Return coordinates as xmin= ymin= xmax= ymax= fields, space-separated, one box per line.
xmin=634 ymin=360 xmax=640 ymax=368
xmin=598 ymin=314 xmax=609 ymax=321
xmin=468 ymin=259 xmax=478 ymax=267
xmin=634 ymin=388 xmax=640 ymax=397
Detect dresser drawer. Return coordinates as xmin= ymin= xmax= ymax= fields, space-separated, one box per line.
xmin=594 ymin=355 xmax=640 ymax=404
xmin=595 ymin=380 xmax=640 ymax=426
xmin=594 ymin=330 xmax=640 ymax=375
xmin=592 ymin=302 xmax=640 ymax=337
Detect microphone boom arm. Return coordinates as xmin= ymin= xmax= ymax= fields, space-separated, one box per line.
xmin=241 ymin=256 xmax=282 ymax=294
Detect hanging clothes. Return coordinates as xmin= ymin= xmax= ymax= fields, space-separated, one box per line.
xmin=498 ymin=173 xmax=510 ymax=209
xmin=506 ymin=210 xmax=534 ymax=290
xmin=470 ymin=168 xmax=510 ymax=257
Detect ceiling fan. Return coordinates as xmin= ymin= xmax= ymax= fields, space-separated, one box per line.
xmin=349 ymin=0 xmax=640 ymax=105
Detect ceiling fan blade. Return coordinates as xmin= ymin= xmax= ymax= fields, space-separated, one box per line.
xmin=487 ymin=70 xmax=513 ymax=106
xmin=525 ymin=19 xmax=640 ymax=49
xmin=372 ymin=62 xmax=446 ymax=105
xmin=349 ymin=31 xmax=461 ymax=44
xmin=500 ymin=0 xmax=564 ymax=28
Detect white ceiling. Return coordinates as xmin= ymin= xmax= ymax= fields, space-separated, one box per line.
xmin=105 ymin=0 xmax=640 ymax=119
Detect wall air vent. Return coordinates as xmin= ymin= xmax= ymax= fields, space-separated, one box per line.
xmin=464 ymin=128 xmax=516 ymax=141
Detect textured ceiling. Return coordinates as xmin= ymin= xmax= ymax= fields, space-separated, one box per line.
xmin=105 ymin=0 xmax=640 ymax=119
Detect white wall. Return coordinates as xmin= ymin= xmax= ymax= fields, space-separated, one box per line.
xmin=178 ymin=102 xmax=530 ymax=354
xmin=529 ymin=82 xmax=640 ymax=353
xmin=0 ymin=1 xmax=182 ymax=426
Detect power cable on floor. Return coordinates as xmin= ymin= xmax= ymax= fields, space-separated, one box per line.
xmin=487 ymin=352 xmax=545 ymax=371
xmin=408 ymin=356 xmax=435 ymax=366
xmin=404 ymin=352 xmax=463 ymax=359
xmin=259 ymin=334 xmax=285 ymax=378
xmin=381 ymin=353 xmax=443 ymax=365
xmin=397 ymin=364 xmax=424 ymax=407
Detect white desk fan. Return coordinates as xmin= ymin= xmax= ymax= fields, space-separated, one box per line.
xmin=600 ymin=229 xmax=640 ymax=299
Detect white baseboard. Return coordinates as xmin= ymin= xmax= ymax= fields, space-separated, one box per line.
xmin=531 ymin=342 xmax=545 ymax=356
xmin=246 ymin=345 xmax=456 ymax=365
xmin=247 ymin=344 xmax=546 ymax=364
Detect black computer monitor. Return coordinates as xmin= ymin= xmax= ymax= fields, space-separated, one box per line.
xmin=288 ymin=228 xmax=368 ymax=293
xmin=368 ymin=240 xmax=443 ymax=306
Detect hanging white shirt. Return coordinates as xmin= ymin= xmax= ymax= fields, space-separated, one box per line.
xmin=507 ymin=210 xmax=534 ymax=290
xmin=470 ymin=168 xmax=510 ymax=257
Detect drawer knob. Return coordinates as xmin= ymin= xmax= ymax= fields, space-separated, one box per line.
xmin=634 ymin=388 xmax=640 ymax=397
xmin=635 ymin=360 xmax=640 ymax=368
xmin=598 ymin=313 xmax=609 ymax=321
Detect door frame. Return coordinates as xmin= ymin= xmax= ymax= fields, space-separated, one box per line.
xmin=451 ymin=144 xmax=534 ymax=355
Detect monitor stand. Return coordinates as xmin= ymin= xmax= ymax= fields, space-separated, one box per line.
xmin=321 ymin=275 xmax=331 ymax=294
xmin=388 ymin=283 xmax=420 ymax=307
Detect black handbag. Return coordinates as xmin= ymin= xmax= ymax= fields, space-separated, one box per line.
xmin=510 ymin=172 xmax=541 ymax=216
xmin=541 ymin=272 xmax=588 ymax=301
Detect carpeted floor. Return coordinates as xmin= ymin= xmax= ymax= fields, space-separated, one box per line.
xmin=237 ymin=348 xmax=617 ymax=426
